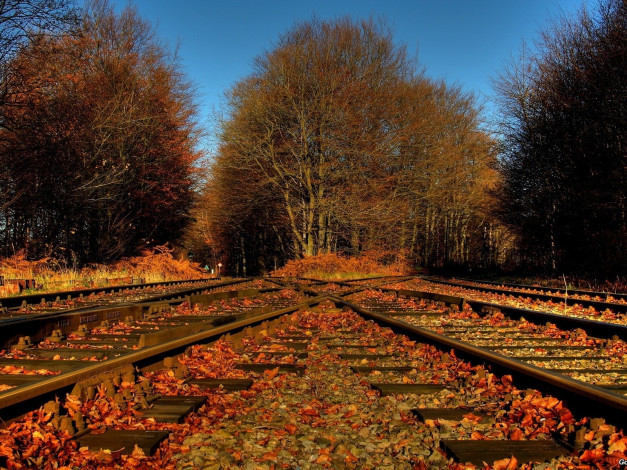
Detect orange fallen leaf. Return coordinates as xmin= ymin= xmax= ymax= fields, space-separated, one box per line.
xmin=580 ymin=448 xmax=605 ymax=461
xmin=608 ymin=438 xmax=627 ymax=453
xmin=315 ymin=454 xmax=330 ymax=464
xmin=258 ymin=449 xmax=279 ymax=461
xmin=492 ymin=456 xmax=518 ymax=470
xmin=301 ymin=406 xmax=319 ymax=417
xmin=462 ymin=412 xmax=482 ymax=423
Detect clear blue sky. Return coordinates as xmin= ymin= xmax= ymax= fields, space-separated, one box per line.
xmin=104 ymin=0 xmax=590 ymax=149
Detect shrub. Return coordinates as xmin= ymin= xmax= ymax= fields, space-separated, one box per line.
xmin=271 ymin=251 xmax=411 ymax=279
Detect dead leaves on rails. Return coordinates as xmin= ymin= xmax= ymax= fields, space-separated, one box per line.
xmin=0 ymin=308 xmax=626 ymax=468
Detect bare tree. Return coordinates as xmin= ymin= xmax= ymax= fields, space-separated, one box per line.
xmin=198 ymin=16 xmax=504 ymax=274
xmin=495 ymin=0 xmax=626 ymax=276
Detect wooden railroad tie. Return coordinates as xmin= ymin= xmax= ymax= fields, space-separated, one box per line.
xmin=76 ymin=429 xmax=169 ymax=456
xmin=339 ymin=353 xmax=396 ymax=360
xmin=266 ymin=341 xmax=308 ymax=351
xmin=235 ymin=363 xmax=306 ymax=374
xmin=412 ymin=407 xmax=489 ymax=423
xmin=440 ymin=439 xmax=567 ymax=466
xmin=252 ymin=351 xmax=308 ymax=359
xmin=351 ymin=366 xmax=416 ymax=374
xmin=318 ymin=335 xmax=360 ymax=341
xmin=137 ymin=395 xmax=206 ymax=423
xmin=188 ymin=378 xmax=254 ymax=391
xmin=0 ymin=374 xmax=48 ymax=387
xmin=369 ymin=383 xmax=447 ymax=396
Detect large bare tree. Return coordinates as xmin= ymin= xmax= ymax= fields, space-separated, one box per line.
xmin=197 ymin=16 xmax=504 ymax=274
xmin=221 ymin=17 xmax=413 ymax=257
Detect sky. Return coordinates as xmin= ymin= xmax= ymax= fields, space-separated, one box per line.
xmin=104 ymin=0 xmax=591 ymax=149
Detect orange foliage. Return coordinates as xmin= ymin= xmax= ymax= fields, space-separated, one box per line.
xmin=106 ymin=245 xmax=202 ymax=280
xmin=0 ymin=250 xmax=56 ymax=278
xmin=271 ymin=251 xmax=411 ymax=279
xmin=0 ymin=245 xmax=204 ymax=294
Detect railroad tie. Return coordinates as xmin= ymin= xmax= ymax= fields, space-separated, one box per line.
xmin=369 ymin=383 xmax=447 ymax=396
xmin=138 ymin=395 xmax=207 ymax=423
xmin=351 ymin=365 xmax=416 ymax=373
xmin=339 ymin=353 xmax=396 ymax=360
xmin=0 ymin=374 xmax=48 ymax=387
xmin=252 ymin=351 xmax=308 ymax=359
xmin=264 ymin=341 xmax=308 ymax=351
xmin=440 ymin=439 xmax=567 ymax=467
xmin=234 ymin=363 xmax=306 ymax=374
xmin=412 ymin=407 xmax=489 ymax=423
xmin=188 ymin=378 xmax=254 ymax=391
xmin=76 ymin=429 xmax=170 ymax=456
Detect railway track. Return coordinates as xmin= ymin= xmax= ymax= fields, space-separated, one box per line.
xmin=389 ymin=277 xmax=627 ymax=333
xmin=345 ymin=289 xmax=627 ymax=406
xmin=0 ymin=278 xmax=265 ymax=349
xmin=0 ymin=277 xmax=625 ymax=468
xmin=453 ymin=277 xmax=627 ymax=302
xmin=424 ymin=276 xmax=627 ymax=312
xmin=0 ymin=277 xmax=227 ymax=314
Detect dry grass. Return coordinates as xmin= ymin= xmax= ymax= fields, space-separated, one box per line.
xmin=271 ymin=251 xmax=411 ymax=280
xmin=0 ymin=245 xmax=205 ymax=295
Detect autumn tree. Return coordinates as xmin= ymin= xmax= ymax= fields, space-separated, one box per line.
xmin=219 ymin=17 xmax=414 ymax=258
xmin=197 ymin=16 xmax=505 ymax=274
xmin=0 ymin=0 xmax=201 ymax=263
xmin=0 ymin=0 xmax=75 ymax=105
xmin=185 ymin=151 xmax=291 ymax=276
xmin=495 ymin=0 xmax=626 ymax=275
xmin=0 ymin=0 xmax=75 ymax=216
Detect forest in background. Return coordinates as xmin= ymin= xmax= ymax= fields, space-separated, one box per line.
xmin=0 ymin=0 xmax=201 ymax=265
xmin=0 ymin=0 xmax=624 ymax=279
xmin=186 ymin=17 xmax=509 ymax=276
xmin=494 ymin=0 xmax=626 ymax=276
xmin=187 ymin=0 xmax=625 ymax=278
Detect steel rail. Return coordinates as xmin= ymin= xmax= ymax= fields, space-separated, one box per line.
xmin=424 ymin=277 xmax=627 ymax=313
xmin=0 ymin=279 xmax=261 ymax=350
xmin=0 ymin=277 xmax=235 ymax=310
xmin=453 ymin=277 xmax=627 ymax=302
xmin=374 ymin=285 xmax=627 ymax=342
xmin=0 ymin=278 xmax=252 ymax=325
xmin=464 ymin=298 xmax=627 ymax=342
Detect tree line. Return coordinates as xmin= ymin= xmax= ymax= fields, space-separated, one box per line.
xmin=186 ymin=18 xmax=510 ymax=275
xmin=188 ymin=3 xmax=625 ymax=278
xmin=0 ymin=0 xmax=200 ymax=265
xmin=0 ymin=1 xmax=623 ymax=279
xmin=494 ymin=0 xmax=626 ymax=276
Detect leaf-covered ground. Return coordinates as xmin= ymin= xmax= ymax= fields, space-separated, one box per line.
xmin=387 ymin=279 xmax=627 ymax=325
xmin=0 ymin=307 xmax=625 ymax=469
xmin=348 ymin=290 xmax=627 ymax=390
